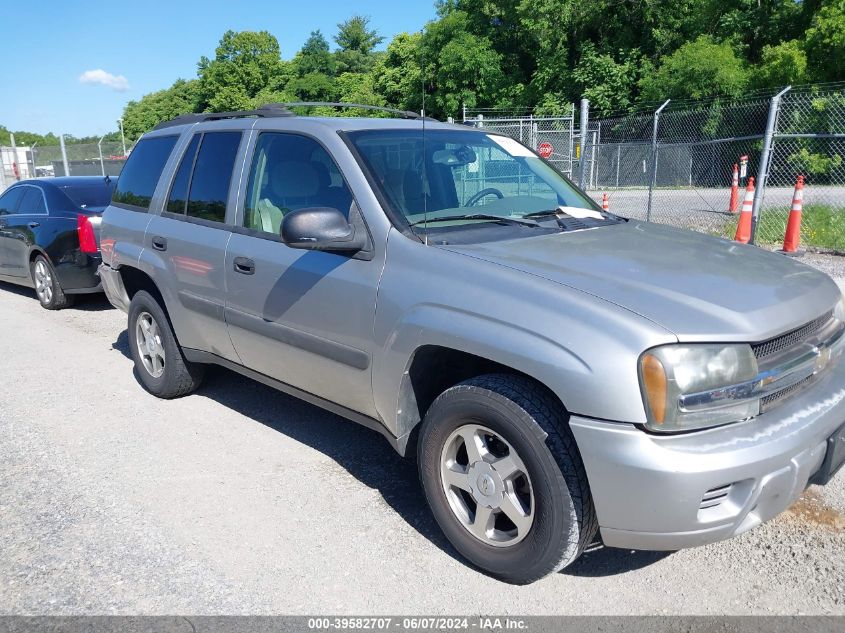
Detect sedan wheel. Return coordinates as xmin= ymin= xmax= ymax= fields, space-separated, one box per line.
xmin=135 ymin=311 xmax=166 ymax=378
xmin=34 ymin=260 xmax=54 ymax=304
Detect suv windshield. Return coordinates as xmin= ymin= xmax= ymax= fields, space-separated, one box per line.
xmin=347 ymin=129 xmax=603 ymax=235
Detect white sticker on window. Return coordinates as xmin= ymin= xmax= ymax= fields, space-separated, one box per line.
xmin=558 ymin=206 xmax=605 ymax=220
xmin=488 ymin=135 xmax=536 ymax=158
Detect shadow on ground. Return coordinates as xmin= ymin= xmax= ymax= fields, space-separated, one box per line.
xmin=111 ymin=328 xmax=671 ymax=580
xmin=0 ymin=280 xmax=113 ymax=312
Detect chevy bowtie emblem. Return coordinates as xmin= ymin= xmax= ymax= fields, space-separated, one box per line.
xmin=815 ymin=345 xmax=833 ymax=373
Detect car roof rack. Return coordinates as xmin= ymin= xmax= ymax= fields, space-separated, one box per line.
xmin=271 ymin=102 xmax=431 ymax=120
xmin=153 ymin=102 xmax=434 ymax=130
xmin=152 ymin=104 xmax=295 ymax=130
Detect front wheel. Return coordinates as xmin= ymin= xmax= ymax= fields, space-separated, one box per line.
xmin=127 ymin=290 xmax=204 ymax=398
xmin=417 ymin=374 xmax=597 ymax=584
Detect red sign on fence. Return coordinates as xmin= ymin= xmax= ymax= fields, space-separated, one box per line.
xmin=538 ymin=142 xmax=554 ymax=159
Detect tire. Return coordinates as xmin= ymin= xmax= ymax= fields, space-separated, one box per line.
xmin=127 ymin=290 xmax=204 ymax=398
xmin=31 ymin=255 xmax=74 ymax=310
xmin=417 ymin=374 xmax=598 ymax=584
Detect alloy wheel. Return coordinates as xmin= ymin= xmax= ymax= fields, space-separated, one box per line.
xmin=135 ymin=311 xmax=166 ymax=378
xmin=440 ymin=423 xmax=535 ymax=547
xmin=33 ymin=260 xmax=53 ymax=304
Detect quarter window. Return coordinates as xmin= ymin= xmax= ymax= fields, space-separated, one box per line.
xmin=18 ymin=187 xmax=47 ymax=214
xmin=112 ymin=135 xmax=178 ymax=211
xmin=0 ymin=187 xmax=25 ymax=215
xmin=243 ymin=133 xmax=353 ymax=235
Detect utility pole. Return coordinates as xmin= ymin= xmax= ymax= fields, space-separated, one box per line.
xmin=59 ymin=134 xmax=70 ymax=177
xmin=578 ymin=98 xmax=589 ymax=190
xmin=118 ymin=119 xmax=127 ymax=156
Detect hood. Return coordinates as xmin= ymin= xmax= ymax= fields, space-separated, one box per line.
xmin=442 ymin=221 xmax=842 ymax=342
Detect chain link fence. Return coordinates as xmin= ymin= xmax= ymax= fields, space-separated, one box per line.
xmin=1 ymin=140 xmax=128 ymax=193
xmin=465 ymin=84 xmax=845 ymax=255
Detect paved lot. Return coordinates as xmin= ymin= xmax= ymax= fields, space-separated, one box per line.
xmin=1 ymin=275 xmax=844 ymax=616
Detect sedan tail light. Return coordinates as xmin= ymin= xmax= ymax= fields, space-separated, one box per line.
xmin=77 ymin=214 xmax=98 ymax=254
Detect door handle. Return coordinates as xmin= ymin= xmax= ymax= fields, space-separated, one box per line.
xmin=233 ymin=257 xmax=255 ymax=275
xmin=28 ymin=222 xmax=40 ymax=229
xmin=151 ymin=236 xmax=168 ymax=251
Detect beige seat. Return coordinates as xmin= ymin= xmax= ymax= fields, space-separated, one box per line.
xmin=254 ymin=161 xmax=321 ymax=234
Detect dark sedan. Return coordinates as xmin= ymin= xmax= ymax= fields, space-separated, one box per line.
xmin=0 ymin=177 xmax=115 ymax=309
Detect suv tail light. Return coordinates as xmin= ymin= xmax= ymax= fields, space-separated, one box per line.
xmin=77 ymin=214 xmax=98 ymax=254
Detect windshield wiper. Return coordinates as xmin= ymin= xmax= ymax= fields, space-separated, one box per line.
xmin=522 ymin=209 xmax=562 ymax=219
xmin=408 ymin=214 xmax=540 ymax=228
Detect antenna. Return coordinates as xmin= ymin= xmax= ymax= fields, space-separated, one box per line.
xmin=421 ymin=45 xmax=428 ymax=246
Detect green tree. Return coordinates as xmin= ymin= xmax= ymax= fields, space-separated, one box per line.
xmin=638 ymin=36 xmax=749 ymax=102
xmin=334 ymin=15 xmax=384 ymax=74
xmin=196 ymin=30 xmax=289 ymax=111
xmin=294 ymin=30 xmax=336 ymax=77
xmin=122 ymin=79 xmax=200 ymax=142
xmin=572 ymin=43 xmax=645 ymax=116
xmin=421 ymin=11 xmax=506 ymax=118
xmin=805 ymin=0 xmax=845 ymax=82
xmin=373 ymin=33 xmax=424 ymax=113
xmin=753 ymin=40 xmax=808 ymax=88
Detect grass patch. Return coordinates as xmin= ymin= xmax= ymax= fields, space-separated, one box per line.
xmin=723 ymin=204 xmax=845 ymax=252
xmin=758 ymin=204 xmax=845 ymax=251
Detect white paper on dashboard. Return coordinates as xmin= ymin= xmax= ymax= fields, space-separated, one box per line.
xmin=488 ymin=135 xmax=536 ymax=158
xmin=557 ymin=206 xmax=605 ymax=220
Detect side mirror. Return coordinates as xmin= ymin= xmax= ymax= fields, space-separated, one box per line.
xmin=280 ymin=206 xmax=366 ymax=252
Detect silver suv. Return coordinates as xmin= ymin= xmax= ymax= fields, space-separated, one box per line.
xmin=100 ymin=103 xmax=845 ymax=584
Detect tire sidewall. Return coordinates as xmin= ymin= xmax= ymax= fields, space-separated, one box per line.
xmin=31 ymin=256 xmax=58 ymax=309
xmin=419 ymin=386 xmax=579 ymax=582
xmin=127 ymin=291 xmax=176 ymax=394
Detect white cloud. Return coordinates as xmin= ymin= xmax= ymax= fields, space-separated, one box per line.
xmin=78 ymin=69 xmax=130 ymax=92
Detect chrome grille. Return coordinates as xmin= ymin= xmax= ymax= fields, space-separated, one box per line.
xmin=752 ymin=310 xmax=834 ymax=360
xmin=760 ymin=375 xmax=815 ymax=412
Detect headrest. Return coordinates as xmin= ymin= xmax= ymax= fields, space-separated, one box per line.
xmin=270 ymin=161 xmax=319 ymax=199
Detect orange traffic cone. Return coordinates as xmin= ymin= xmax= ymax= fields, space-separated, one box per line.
xmin=734 ymin=176 xmax=755 ymax=244
xmin=781 ymin=175 xmax=805 ymax=255
xmin=728 ymin=163 xmax=739 ymax=213
xmin=602 ymin=192 xmax=609 ymax=211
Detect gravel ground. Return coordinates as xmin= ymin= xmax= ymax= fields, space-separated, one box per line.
xmin=1 ymin=270 xmax=844 ymax=616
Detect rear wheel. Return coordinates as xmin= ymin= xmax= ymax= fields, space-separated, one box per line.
xmin=31 ymin=255 xmax=73 ymax=310
xmin=417 ymin=374 xmax=597 ymax=584
xmin=127 ymin=290 xmax=204 ymax=398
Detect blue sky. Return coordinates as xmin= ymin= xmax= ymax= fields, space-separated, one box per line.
xmin=0 ymin=0 xmax=437 ymax=138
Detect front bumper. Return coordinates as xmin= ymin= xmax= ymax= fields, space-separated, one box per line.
xmin=98 ymin=263 xmax=130 ymax=312
xmin=570 ymin=350 xmax=845 ymax=551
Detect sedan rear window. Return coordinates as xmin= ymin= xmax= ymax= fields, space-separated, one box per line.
xmin=61 ymin=183 xmax=116 ymax=209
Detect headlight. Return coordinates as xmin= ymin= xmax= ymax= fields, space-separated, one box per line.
xmin=836 ymin=293 xmax=845 ymax=322
xmin=639 ymin=344 xmax=759 ymax=432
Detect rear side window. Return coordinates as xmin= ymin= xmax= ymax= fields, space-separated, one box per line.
xmin=0 ymin=187 xmax=25 ymax=215
xmin=165 ymin=132 xmax=240 ymax=223
xmin=18 ymin=187 xmax=47 ymax=214
xmin=112 ymin=136 xmax=178 ymax=211
xmin=186 ymin=132 xmax=241 ymax=223
xmin=166 ymin=135 xmax=201 ymax=214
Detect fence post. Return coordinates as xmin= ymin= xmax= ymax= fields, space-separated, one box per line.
xmin=11 ymin=133 xmax=20 ymax=181
xmin=579 ymin=98 xmax=589 ymax=190
xmin=59 ymin=134 xmax=70 ymax=177
xmin=750 ymin=85 xmax=791 ymax=245
xmin=615 ymin=144 xmax=621 ymax=188
xmin=646 ymin=100 xmax=671 ymax=222
xmin=0 ymin=148 xmax=6 ymax=191
xmin=98 ymin=136 xmax=106 ymax=177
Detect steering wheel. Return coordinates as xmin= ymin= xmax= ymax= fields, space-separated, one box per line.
xmin=465 ymin=188 xmax=504 ymax=207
